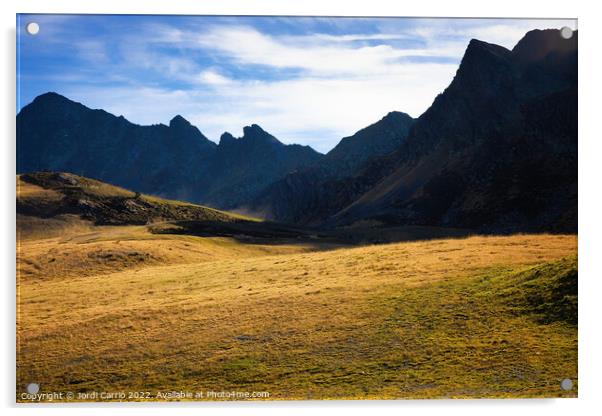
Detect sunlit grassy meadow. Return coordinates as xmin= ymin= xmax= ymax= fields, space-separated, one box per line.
xmin=17 ymin=226 xmax=577 ymax=400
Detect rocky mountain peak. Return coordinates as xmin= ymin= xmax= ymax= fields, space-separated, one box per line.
xmin=169 ymin=114 xmax=192 ymax=128
xmin=512 ymin=28 xmax=578 ymax=64
xmin=241 ymin=124 xmax=281 ymax=145
xmin=219 ymin=132 xmax=237 ymax=146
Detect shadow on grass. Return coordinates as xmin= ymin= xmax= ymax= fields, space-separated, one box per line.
xmin=149 ymin=219 xmax=476 ymax=248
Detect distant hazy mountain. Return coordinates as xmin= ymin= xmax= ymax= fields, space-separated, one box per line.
xmin=247 ymin=111 xmax=415 ymax=223
xmin=316 ymin=29 xmax=578 ymax=233
xmin=17 ymin=93 xmax=322 ymax=209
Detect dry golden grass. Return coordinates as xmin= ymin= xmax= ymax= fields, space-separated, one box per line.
xmin=17 ymin=221 xmax=317 ymax=282
xmin=17 ymin=173 xmax=134 ymax=199
xmin=16 ymin=229 xmax=577 ymax=401
xmin=17 ymin=214 xmax=96 ymax=241
xmin=16 ymin=179 xmax=63 ymax=200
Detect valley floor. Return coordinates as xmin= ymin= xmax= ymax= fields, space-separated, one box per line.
xmin=17 ymin=226 xmax=577 ymax=401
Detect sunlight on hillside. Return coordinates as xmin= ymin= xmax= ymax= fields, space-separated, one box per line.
xmin=17 ymin=231 xmax=577 ymax=400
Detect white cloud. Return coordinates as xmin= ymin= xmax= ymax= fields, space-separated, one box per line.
xmin=191 ymin=25 xmax=461 ymax=77
xmin=197 ymin=69 xmax=233 ymax=86
xmin=302 ymin=33 xmax=412 ymax=43
xmin=74 ymin=40 xmax=109 ymax=64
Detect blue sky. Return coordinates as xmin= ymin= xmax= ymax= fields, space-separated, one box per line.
xmin=17 ymin=15 xmax=576 ymax=152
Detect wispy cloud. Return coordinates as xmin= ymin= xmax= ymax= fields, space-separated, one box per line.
xmin=162 ymin=25 xmax=462 ymax=77
xmin=197 ymin=69 xmax=233 ymax=86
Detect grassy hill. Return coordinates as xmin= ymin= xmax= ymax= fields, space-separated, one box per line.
xmin=17 ymin=171 xmax=257 ymax=227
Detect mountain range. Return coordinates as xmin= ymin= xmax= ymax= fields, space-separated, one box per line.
xmin=16 ymin=28 xmax=577 ymax=233
xmin=17 ymin=95 xmax=322 ymax=209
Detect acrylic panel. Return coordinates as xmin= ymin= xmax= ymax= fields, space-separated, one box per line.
xmin=16 ymin=14 xmax=578 ymax=402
